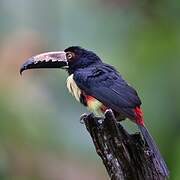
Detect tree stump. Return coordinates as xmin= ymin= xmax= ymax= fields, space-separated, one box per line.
xmin=82 ymin=110 xmax=168 ymax=180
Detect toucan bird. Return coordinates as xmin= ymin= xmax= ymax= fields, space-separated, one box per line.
xmin=20 ymin=46 xmax=169 ymax=177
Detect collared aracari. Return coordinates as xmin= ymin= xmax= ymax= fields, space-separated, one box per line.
xmin=20 ymin=46 xmax=169 ymax=176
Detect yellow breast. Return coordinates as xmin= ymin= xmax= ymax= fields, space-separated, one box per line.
xmin=87 ymin=98 xmax=105 ymax=117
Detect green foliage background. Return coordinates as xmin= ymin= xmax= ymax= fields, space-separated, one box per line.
xmin=0 ymin=0 xmax=179 ymax=179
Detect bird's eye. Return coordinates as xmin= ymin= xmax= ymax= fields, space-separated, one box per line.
xmin=66 ymin=52 xmax=73 ymax=60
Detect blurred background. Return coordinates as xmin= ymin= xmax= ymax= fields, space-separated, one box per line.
xmin=0 ymin=0 xmax=179 ymax=179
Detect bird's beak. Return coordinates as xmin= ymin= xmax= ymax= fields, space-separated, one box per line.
xmin=20 ymin=51 xmax=68 ymax=75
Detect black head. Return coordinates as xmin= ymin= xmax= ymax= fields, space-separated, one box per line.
xmin=20 ymin=46 xmax=102 ymax=75
xmin=64 ymin=46 xmax=102 ymax=74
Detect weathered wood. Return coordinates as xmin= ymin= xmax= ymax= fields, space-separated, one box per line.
xmin=83 ymin=110 xmax=167 ymax=180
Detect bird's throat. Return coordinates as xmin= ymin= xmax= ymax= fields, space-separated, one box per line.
xmin=66 ymin=74 xmax=81 ymax=102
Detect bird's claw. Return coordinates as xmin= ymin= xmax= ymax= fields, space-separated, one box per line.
xmin=105 ymin=108 xmax=112 ymax=114
xmin=80 ymin=113 xmax=96 ymax=124
xmin=80 ymin=113 xmax=88 ymax=124
xmin=104 ymin=109 xmax=115 ymax=119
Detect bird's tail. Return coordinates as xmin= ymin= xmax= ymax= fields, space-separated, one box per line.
xmin=138 ymin=125 xmax=169 ymax=177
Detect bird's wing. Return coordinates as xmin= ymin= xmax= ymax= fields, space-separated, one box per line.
xmin=74 ymin=65 xmax=141 ymax=118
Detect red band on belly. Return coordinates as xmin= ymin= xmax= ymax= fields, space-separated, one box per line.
xmin=85 ymin=95 xmax=107 ymax=112
xmin=85 ymin=95 xmax=95 ymax=102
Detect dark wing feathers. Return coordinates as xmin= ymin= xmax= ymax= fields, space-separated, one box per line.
xmin=74 ymin=64 xmax=141 ymax=118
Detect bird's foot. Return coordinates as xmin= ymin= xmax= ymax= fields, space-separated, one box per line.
xmin=80 ymin=113 xmax=88 ymax=124
xmin=104 ymin=109 xmax=115 ymax=119
xmin=80 ymin=113 xmax=97 ymax=124
xmin=104 ymin=108 xmax=113 ymax=115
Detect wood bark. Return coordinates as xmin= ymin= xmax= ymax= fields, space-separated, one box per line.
xmin=82 ymin=110 xmax=167 ymax=180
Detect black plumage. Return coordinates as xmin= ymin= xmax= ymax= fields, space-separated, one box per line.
xmin=74 ymin=64 xmax=141 ymax=120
